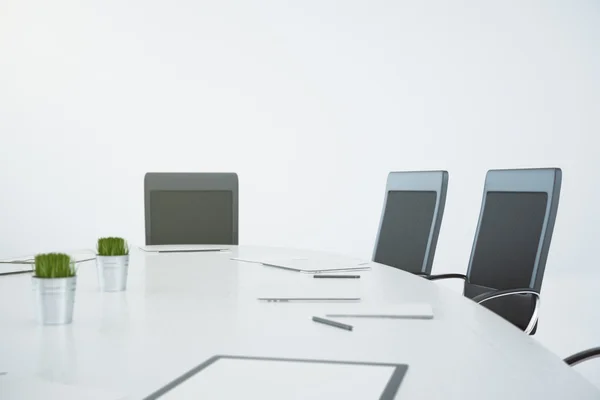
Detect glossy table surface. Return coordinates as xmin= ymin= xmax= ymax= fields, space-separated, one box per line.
xmin=0 ymin=246 xmax=598 ymax=399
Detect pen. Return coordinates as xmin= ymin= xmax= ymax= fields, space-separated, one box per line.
xmin=312 ymin=316 xmax=353 ymax=331
xmin=313 ymin=275 xmax=360 ymax=279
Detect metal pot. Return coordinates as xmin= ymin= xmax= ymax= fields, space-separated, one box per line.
xmin=96 ymin=255 xmax=129 ymax=292
xmin=32 ymin=276 xmax=76 ymax=325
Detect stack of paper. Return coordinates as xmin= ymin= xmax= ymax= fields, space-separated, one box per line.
xmin=233 ymin=256 xmax=371 ymax=274
xmin=0 ymin=249 xmax=96 ymax=275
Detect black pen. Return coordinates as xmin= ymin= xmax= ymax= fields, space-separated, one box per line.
xmin=312 ymin=316 xmax=353 ymax=331
xmin=313 ymin=275 xmax=360 ymax=279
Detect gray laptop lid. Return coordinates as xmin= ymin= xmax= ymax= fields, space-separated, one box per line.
xmin=144 ymin=173 xmax=239 ymax=245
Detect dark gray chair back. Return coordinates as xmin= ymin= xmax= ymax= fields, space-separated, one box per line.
xmin=373 ymin=171 xmax=448 ymax=275
xmin=144 ymin=173 xmax=239 ymax=245
xmin=464 ymin=168 xmax=561 ymax=331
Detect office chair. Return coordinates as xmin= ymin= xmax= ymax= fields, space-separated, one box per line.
xmin=427 ymin=168 xmax=562 ymax=335
xmin=564 ymin=347 xmax=600 ymax=366
xmin=373 ymin=171 xmax=448 ymax=275
xmin=144 ymin=173 xmax=239 ymax=245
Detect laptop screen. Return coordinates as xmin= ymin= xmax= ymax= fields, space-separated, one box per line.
xmin=150 ymin=190 xmax=234 ymax=245
xmin=374 ymin=190 xmax=437 ymax=273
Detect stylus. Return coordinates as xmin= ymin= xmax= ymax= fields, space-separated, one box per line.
xmin=312 ymin=316 xmax=353 ymax=331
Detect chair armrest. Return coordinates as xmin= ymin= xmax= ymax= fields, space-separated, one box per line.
xmin=426 ymin=273 xmax=467 ymax=281
xmin=472 ymin=288 xmax=540 ymax=335
xmin=564 ymin=347 xmax=600 ymax=366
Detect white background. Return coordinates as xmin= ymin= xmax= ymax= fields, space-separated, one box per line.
xmin=1 ymin=0 xmax=599 ymax=388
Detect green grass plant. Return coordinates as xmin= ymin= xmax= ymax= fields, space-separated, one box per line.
xmin=34 ymin=253 xmax=75 ymax=278
xmin=97 ymin=237 xmax=129 ymax=256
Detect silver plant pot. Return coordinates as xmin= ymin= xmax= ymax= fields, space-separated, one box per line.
xmin=32 ymin=276 xmax=76 ymax=325
xmin=96 ymin=255 xmax=129 ymax=292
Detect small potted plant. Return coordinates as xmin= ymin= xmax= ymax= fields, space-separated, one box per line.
xmin=96 ymin=237 xmax=130 ymax=292
xmin=32 ymin=253 xmax=77 ymax=325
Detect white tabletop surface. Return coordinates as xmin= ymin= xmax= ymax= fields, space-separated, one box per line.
xmin=0 ymin=246 xmax=598 ymax=399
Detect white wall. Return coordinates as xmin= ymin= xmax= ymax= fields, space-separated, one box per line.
xmin=1 ymin=0 xmax=599 ymax=387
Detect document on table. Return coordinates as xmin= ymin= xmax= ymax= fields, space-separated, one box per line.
xmin=69 ymin=250 xmax=97 ymax=263
xmin=139 ymin=245 xmax=230 ymax=253
xmin=325 ymin=303 xmax=434 ymax=319
xmin=0 ymin=260 xmax=33 ymax=275
xmin=148 ymin=356 xmax=408 ymax=400
xmin=233 ymin=256 xmax=371 ymax=273
xmin=0 ymin=376 xmax=125 ymax=400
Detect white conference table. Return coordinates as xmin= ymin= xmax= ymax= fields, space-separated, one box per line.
xmin=0 ymin=245 xmax=598 ymax=399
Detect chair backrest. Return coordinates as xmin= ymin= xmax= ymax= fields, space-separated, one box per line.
xmin=144 ymin=173 xmax=239 ymax=245
xmin=373 ymin=171 xmax=448 ymax=275
xmin=464 ymin=168 xmax=561 ymax=331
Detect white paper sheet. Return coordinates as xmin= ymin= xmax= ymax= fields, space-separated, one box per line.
xmin=69 ymin=250 xmax=97 ymax=263
xmin=0 ymin=263 xmax=32 ymax=275
xmin=139 ymin=245 xmax=230 ymax=253
xmin=325 ymin=303 xmax=434 ymax=319
xmin=159 ymin=358 xmax=396 ymax=400
xmin=257 ymin=280 xmax=361 ymax=302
